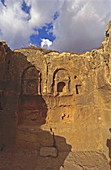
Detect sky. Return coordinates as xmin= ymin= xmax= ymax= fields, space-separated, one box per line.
xmin=0 ymin=0 xmax=111 ymax=53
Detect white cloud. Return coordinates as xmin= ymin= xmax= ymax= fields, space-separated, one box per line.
xmin=0 ymin=0 xmax=111 ymax=52
xmin=0 ymin=0 xmax=62 ymax=49
xmin=51 ymin=0 xmax=111 ymax=52
xmin=0 ymin=0 xmax=32 ymax=49
xmin=41 ymin=38 xmax=52 ymax=48
xmin=29 ymin=0 xmax=60 ymax=28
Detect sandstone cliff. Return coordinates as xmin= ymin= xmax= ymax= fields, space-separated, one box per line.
xmin=0 ymin=20 xmax=111 ymax=170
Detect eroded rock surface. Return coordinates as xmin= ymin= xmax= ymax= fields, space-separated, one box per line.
xmin=0 ymin=20 xmax=111 ymax=169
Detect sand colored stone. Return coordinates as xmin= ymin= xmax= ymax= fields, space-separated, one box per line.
xmin=0 ymin=20 xmax=111 ymax=169
xmin=40 ymin=147 xmax=58 ymax=157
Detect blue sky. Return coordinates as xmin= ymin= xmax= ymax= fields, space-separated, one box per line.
xmin=22 ymin=1 xmax=58 ymax=47
xmin=22 ymin=0 xmax=31 ymax=14
xmin=0 ymin=0 xmax=111 ymax=52
xmin=30 ymin=23 xmax=55 ymax=47
xmin=30 ymin=11 xmax=59 ymax=47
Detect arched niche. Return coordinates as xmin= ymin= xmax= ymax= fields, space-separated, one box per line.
xmin=18 ymin=66 xmax=47 ymax=126
xmin=21 ymin=66 xmax=41 ymax=95
xmin=52 ymin=69 xmax=70 ymax=94
xmin=57 ymin=82 xmax=66 ymax=92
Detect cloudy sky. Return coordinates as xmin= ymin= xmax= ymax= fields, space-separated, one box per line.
xmin=0 ymin=0 xmax=111 ymax=52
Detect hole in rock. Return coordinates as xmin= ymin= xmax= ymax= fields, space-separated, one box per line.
xmin=57 ymin=82 xmax=66 ymax=92
xmin=75 ymin=85 xmax=81 ymax=94
xmin=74 ymin=75 xmax=77 ymax=79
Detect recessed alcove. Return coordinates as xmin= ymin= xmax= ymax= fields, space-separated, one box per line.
xmin=74 ymin=75 xmax=77 ymax=79
xmin=75 ymin=85 xmax=81 ymax=94
xmin=57 ymin=82 xmax=66 ymax=92
xmin=21 ymin=66 xmax=41 ymax=95
xmin=52 ymin=69 xmax=70 ymax=95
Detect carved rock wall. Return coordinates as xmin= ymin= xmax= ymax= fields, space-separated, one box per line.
xmin=0 ymin=20 xmax=111 ymax=169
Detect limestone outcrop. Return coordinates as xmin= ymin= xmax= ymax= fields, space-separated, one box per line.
xmin=0 ymin=20 xmax=111 ymax=169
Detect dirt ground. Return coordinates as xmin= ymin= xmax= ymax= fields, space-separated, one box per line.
xmin=0 ymin=148 xmax=61 ymax=170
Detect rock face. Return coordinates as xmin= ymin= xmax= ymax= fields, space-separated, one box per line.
xmin=40 ymin=147 xmax=58 ymax=157
xmin=0 ymin=20 xmax=111 ymax=169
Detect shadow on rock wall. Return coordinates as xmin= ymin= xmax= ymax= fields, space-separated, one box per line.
xmin=17 ymin=95 xmax=48 ymax=126
xmin=106 ymin=128 xmax=111 ymax=167
xmin=17 ymin=93 xmax=72 ymax=169
xmin=0 ymin=49 xmax=72 ymax=170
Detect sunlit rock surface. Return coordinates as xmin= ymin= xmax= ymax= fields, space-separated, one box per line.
xmin=0 ymin=20 xmax=111 ymax=169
